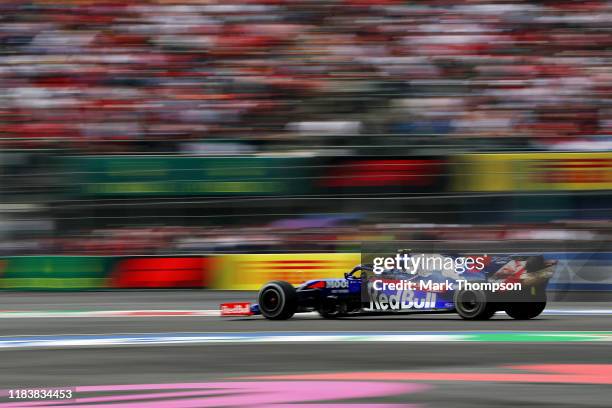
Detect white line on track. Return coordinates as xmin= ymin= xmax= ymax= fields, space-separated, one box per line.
xmin=0 ymin=331 xmax=611 ymax=349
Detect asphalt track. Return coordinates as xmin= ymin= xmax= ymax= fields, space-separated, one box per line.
xmin=0 ymin=291 xmax=610 ymax=407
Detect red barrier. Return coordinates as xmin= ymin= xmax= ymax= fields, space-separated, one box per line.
xmin=108 ymin=257 xmax=210 ymax=288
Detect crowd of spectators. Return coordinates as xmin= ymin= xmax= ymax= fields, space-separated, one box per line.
xmin=1 ymin=0 xmax=610 ymax=153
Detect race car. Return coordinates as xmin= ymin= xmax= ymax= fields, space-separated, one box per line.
xmin=220 ymin=254 xmax=557 ymax=320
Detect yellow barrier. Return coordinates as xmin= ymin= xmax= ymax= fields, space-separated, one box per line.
xmin=212 ymin=253 xmax=360 ymax=290
xmin=453 ymin=152 xmax=612 ymax=191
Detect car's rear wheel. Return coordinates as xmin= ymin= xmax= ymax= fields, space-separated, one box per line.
xmin=258 ymin=280 xmax=297 ymax=320
xmin=505 ymin=301 xmax=546 ymax=320
xmin=454 ymin=288 xmax=496 ymax=320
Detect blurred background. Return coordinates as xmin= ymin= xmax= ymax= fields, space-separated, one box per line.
xmin=0 ymin=0 xmax=611 ymax=291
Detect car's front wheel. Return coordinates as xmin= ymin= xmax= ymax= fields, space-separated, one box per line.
xmin=258 ymin=280 xmax=297 ymax=320
xmin=454 ymin=288 xmax=496 ymax=320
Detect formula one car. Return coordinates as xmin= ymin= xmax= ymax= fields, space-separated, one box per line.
xmin=221 ymin=254 xmax=556 ymax=320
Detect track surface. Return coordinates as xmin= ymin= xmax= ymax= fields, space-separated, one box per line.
xmin=0 ymin=291 xmax=610 ymax=407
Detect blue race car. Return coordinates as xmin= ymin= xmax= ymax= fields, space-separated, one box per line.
xmin=221 ymin=254 xmax=556 ymax=321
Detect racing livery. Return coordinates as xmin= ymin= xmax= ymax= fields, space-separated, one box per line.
xmin=221 ymin=254 xmax=556 ymax=320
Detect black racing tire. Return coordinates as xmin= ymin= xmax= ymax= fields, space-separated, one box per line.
xmin=454 ymin=288 xmax=496 ymax=320
xmin=505 ymin=301 xmax=546 ymax=320
xmin=258 ymin=280 xmax=297 ymax=320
